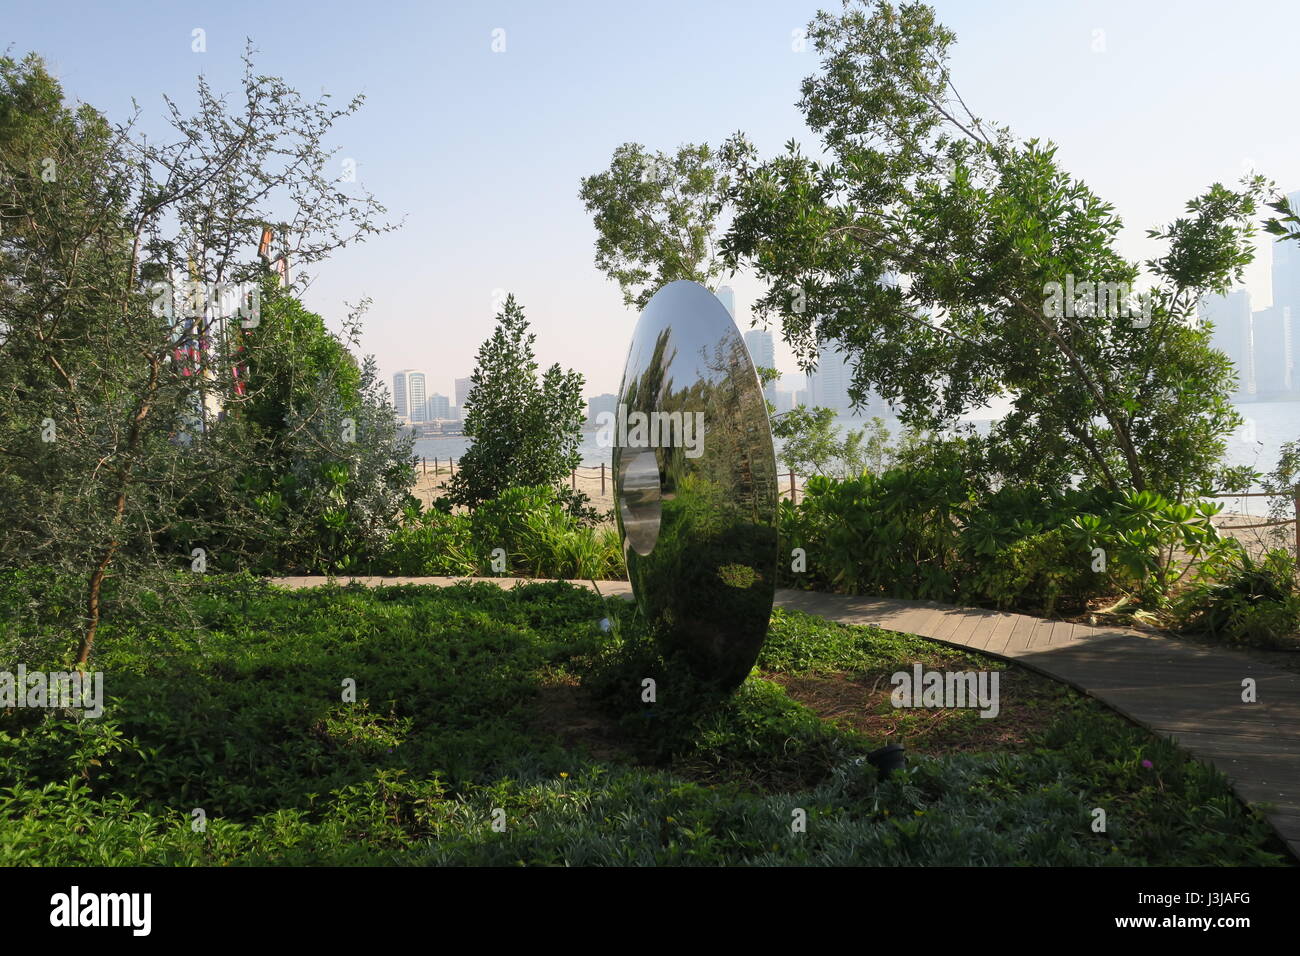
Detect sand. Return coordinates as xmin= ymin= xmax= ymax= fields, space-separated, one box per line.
xmin=410 ymin=462 xmax=617 ymax=514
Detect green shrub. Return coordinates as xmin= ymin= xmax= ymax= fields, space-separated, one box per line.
xmin=375 ymin=486 xmax=624 ymax=580
xmin=779 ymin=467 xmax=965 ymax=599
xmin=1175 ymin=548 xmax=1300 ymax=648
xmin=781 ymin=467 xmax=1236 ymax=618
xmin=960 ymin=527 xmax=1094 ymax=615
xmin=382 ymin=504 xmax=478 ymax=575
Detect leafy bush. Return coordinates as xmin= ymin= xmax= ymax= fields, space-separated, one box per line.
xmin=779 ymin=467 xmax=966 ymax=599
xmin=377 ymin=486 xmax=624 ymax=580
xmin=781 ymin=467 xmax=1237 ymax=617
xmin=1066 ymin=490 xmax=1230 ymax=609
xmin=1175 ymin=548 xmax=1300 ymax=648
xmin=381 ymin=504 xmax=479 ymax=576
xmin=960 ymin=527 xmax=1094 ymax=615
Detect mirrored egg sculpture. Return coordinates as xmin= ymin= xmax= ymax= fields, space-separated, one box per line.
xmin=610 ymin=280 xmax=779 ymax=690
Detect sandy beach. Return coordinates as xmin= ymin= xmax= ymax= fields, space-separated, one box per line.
xmin=410 ymin=462 xmax=617 ymax=514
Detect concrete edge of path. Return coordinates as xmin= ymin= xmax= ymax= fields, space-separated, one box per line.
xmin=268 ymin=574 xmax=1300 ymax=862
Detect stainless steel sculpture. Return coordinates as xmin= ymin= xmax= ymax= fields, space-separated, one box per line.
xmin=612 ymin=280 xmax=779 ymax=690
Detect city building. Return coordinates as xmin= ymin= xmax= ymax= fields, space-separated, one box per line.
xmin=810 ymin=340 xmax=853 ymax=414
xmin=1252 ymin=305 xmax=1294 ymax=396
xmin=743 ymin=329 xmax=777 ymax=403
xmin=425 ymin=393 xmax=450 ymax=421
xmin=407 ymin=371 xmax=428 ymax=423
xmin=587 ymin=392 xmax=618 ymax=423
xmin=1273 ymin=189 xmax=1300 ymax=325
xmin=455 ymin=377 xmax=472 ymax=412
xmin=802 ymin=339 xmax=891 ymax=417
xmin=716 ymin=285 xmax=736 ymax=320
xmin=392 ymin=369 xmax=417 ymax=421
xmin=1200 ymin=290 xmax=1255 ymax=397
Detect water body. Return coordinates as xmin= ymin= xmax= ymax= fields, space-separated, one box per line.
xmin=413 ymin=401 xmax=1297 ymax=476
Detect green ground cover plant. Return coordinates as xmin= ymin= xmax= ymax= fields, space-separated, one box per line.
xmin=0 ymin=578 xmax=1287 ymax=865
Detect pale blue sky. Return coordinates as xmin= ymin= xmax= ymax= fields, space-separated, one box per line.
xmin=5 ymin=0 xmax=1298 ymax=399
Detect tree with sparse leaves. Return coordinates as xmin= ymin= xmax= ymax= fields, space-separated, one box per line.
xmin=0 ymin=50 xmax=395 ymax=664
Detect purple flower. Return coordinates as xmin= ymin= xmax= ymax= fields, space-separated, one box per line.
xmin=1141 ymin=759 xmax=1153 ymax=769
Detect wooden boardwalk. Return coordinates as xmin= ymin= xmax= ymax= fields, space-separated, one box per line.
xmin=274 ymin=576 xmax=1300 ymax=860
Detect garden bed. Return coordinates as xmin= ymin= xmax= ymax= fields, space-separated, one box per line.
xmin=0 ymin=579 xmax=1289 ymax=865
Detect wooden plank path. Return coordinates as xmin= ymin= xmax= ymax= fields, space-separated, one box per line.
xmin=273 ymin=576 xmax=1300 ymax=860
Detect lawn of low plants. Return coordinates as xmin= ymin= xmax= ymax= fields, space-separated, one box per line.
xmin=0 ymin=577 xmax=1289 ymax=866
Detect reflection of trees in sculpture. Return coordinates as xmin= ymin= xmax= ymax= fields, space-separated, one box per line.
xmin=694 ymin=334 xmax=778 ymax=527
xmin=631 ymin=473 xmax=776 ymax=689
xmin=622 ymin=328 xmax=675 ymax=415
xmin=618 ymin=310 xmax=777 ymax=690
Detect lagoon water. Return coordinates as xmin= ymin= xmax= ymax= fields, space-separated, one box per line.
xmin=414 ymin=401 xmax=1297 ymax=478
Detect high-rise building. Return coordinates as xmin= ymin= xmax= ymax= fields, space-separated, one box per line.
xmin=804 ymin=339 xmax=892 ymax=417
xmin=743 ymin=329 xmax=777 ymax=403
xmin=455 ymin=377 xmax=472 ymax=411
xmin=1252 ymin=305 xmax=1294 ymax=396
xmin=812 ymin=341 xmax=854 ymax=415
xmin=426 ymin=393 xmax=450 ymax=421
xmin=587 ymin=393 xmax=618 ymax=423
xmin=771 ymin=390 xmax=794 ymax=414
xmin=392 ymin=369 xmax=416 ymax=421
xmin=716 ymin=285 xmax=736 ymax=320
xmin=407 ymin=371 xmax=428 ymax=423
xmin=1265 ymin=193 xmax=1300 ymax=398
xmin=1272 ymin=189 xmax=1300 ymax=324
xmin=1200 ymin=291 xmax=1255 ymax=397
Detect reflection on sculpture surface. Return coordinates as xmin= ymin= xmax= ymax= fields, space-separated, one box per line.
xmin=612 ymin=280 xmax=779 ymax=690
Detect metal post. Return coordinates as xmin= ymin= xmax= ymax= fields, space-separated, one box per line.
xmin=601 ymin=462 xmax=606 ymax=496
xmin=1294 ymin=486 xmax=1300 ymax=563
xmin=421 ymin=456 xmax=426 ymax=476
xmin=789 ymin=470 xmax=796 ymax=505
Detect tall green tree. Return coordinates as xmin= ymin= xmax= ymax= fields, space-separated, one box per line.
xmin=579 ymin=142 xmax=733 ymax=309
xmin=446 ymin=295 xmax=588 ymax=514
xmin=719 ymin=0 xmax=1263 ymax=498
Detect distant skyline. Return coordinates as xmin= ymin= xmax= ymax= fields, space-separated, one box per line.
xmin=6 ymin=0 xmax=1299 ymax=399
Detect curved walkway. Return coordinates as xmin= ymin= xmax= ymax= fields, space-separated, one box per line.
xmin=273 ymin=575 xmax=1300 ymax=859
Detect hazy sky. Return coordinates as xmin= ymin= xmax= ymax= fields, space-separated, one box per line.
xmin=6 ymin=0 xmax=1299 ymax=401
